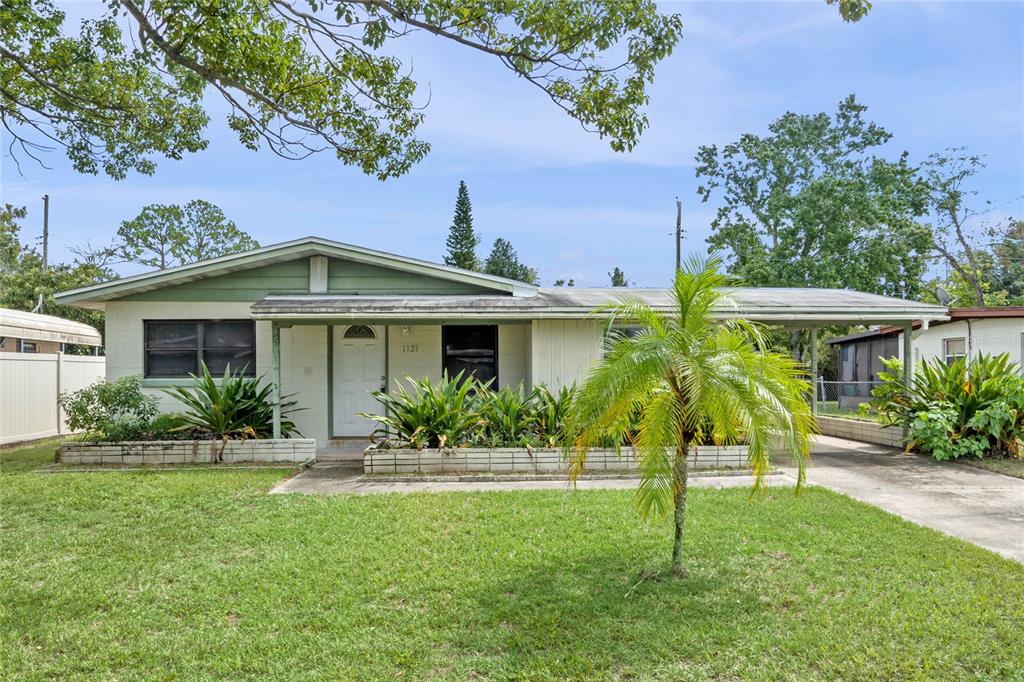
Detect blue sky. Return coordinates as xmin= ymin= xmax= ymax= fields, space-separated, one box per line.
xmin=2 ymin=0 xmax=1022 ymax=286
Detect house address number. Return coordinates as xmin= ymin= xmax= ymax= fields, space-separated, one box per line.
xmin=401 ymin=344 xmax=419 ymax=353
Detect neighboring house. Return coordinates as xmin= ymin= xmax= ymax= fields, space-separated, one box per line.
xmin=54 ymin=237 xmax=947 ymax=447
xmin=0 ymin=308 xmax=102 ymax=354
xmin=827 ymin=307 xmax=1024 ymax=406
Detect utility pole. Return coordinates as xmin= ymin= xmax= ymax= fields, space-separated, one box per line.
xmin=41 ymin=194 xmax=49 ymax=270
xmin=674 ymin=197 xmax=682 ymax=271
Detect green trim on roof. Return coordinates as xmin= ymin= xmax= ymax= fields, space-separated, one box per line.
xmin=55 ymin=237 xmax=537 ymax=308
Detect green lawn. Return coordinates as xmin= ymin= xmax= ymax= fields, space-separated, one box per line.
xmin=2 ymin=443 xmax=1022 ymax=680
xmin=817 ymin=401 xmax=881 ymax=422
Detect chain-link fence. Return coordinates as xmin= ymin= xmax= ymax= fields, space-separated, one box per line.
xmin=815 ymin=379 xmax=882 ymax=418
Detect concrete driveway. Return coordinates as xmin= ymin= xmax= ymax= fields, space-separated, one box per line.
xmin=789 ymin=436 xmax=1024 ymax=563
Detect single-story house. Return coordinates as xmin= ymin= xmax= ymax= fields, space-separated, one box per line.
xmin=826 ymin=307 xmax=1024 ymax=407
xmin=55 ymin=237 xmax=948 ymax=448
xmin=829 ymin=307 xmax=1024 ymax=372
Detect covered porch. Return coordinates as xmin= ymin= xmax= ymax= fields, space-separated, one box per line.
xmin=252 ymin=289 xmax=949 ymax=445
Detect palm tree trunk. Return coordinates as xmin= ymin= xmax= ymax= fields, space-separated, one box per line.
xmin=671 ymin=436 xmax=690 ymax=576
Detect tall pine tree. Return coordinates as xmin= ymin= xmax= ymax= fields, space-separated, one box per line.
xmin=609 ymin=267 xmax=628 ymax=286
xmin=483 ymin=237 xmax=537 ymax=284
xmin=444 ymin=181 xmax=479 ymax=270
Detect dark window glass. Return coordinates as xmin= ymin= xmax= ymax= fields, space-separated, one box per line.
xmin=344 ymin=325 xmax=376 ymax=339
xmin=443 ymin=325 xmax=497 ymax=384
xmin=147 ymin=350 xmax=199 ymax=376
xmin=144 ymin=320 xmax=255 ymax=377
xmin=146 ymin=322 xmax=197 ymax=349
xmin=203 ymin=321 xmax=253 ymax=348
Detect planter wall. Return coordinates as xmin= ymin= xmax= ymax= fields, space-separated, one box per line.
xmin=59 ymin=439 xmax=316 ymax=465
xmin=815 ymin=415 xmax=903 ymax=448
xmin=363 ymin=445 xmax=750 ymax=475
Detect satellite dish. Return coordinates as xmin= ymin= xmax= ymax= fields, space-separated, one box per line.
xmin=935 ymin=286 xmax=954 ymax=306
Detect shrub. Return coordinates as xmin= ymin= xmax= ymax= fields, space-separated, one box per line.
xmin=476 ymin=384 xmax=538 ymax=448
xmin=59 ymin=376 xmax=159 ymax=442
xmin=163 ymin=365 xmax=302 ymax=440
xmin=362 ymin=372 xmax=484 ymax=448
xmin=871 ymin=354 xmax=1024 ymax=460
xmin=363 ymin=375 xmax=577 ymax=449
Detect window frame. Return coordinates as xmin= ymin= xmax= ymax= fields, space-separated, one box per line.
xmin=441 ymin=324 xmax=498 ymax=385
xmin=942 ymin=337 xmax=967 ymax=365
xmin=143 ymin=319 xmax=256 ymax=378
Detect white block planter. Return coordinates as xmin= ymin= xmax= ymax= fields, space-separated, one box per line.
xmin=816 ymin=416 xmax=903 ymax=448
xmin=363 ymin=445 xmax=750 ymax=475
xmin=58 ymin=439 xmax=316 ymax=465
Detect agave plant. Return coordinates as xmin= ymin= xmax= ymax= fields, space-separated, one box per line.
xmin=164 ymin=365 xmax=301 ymax=442
xmin=361 ymin=371 xmax=484 ymax=448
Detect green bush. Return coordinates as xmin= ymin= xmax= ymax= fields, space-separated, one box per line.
xmin=163 ymin=365 xmax=302 ymax=440
xmin=361 ymin=372 xmax=484 ymax=448
xmin=58 ymin=376 xmax=159 ymax=442
xmin=871 ymin=354 xmax=1024 ymax=460
xmin=361 ymin=374 xmax=577 ymax=449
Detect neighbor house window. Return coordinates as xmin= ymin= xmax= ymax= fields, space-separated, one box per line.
xmin=19 ymin=340 xmax=37 ymax=353
xmin=144 ymin=320 xmax=255 ymax=377
xmin=942 ymin=337 xmax=966 ymax=365
xmin=443 ymin=325 xmax=497 ymax=384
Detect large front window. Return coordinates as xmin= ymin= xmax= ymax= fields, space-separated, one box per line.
xmin=144 ymin=320 xmax=255 ymax=377
xmin=443 ymin=325 xmax=497 ymax=384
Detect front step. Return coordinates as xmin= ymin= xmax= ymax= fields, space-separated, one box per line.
xmin=318 ymin=439 xmax=370 ymax=462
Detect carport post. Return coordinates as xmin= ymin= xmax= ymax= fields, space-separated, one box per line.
xmin=809 ymin=327 xmax=818 ymax=416
xmin=902 ymin=323 xmax=912 ymax=439
xmin=272 ymin=322 xmax=281 ymax=439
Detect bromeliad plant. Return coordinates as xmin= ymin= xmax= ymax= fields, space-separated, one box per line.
xmin=871 ymin=353 xmax=1024 ymax=460
xmin=361 ymin=372 xmax=484 ymax=448
xmin=164 ymin=365 xmax=301 ymax=441
xmin=564 ymin=257 xmax=815 ymax=577
xmin=361 ymin=374 xmax=577 ymax=449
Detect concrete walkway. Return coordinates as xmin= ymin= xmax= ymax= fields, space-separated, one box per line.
xmin=272 ymin=436 xmax=1024 ymax=563
xmin=270 ymin=465 xmax=790 ymax=495
xmin=786 ymin=436 xmax=1024 ymax=563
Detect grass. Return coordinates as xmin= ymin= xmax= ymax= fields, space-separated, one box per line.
xmin=817 ymin=401 xmax=881 ymax=422
xmin=3 ymin=443 xmax=1023 ymax=680
xmin=957 ymin=456 xmax=1024 ymax=480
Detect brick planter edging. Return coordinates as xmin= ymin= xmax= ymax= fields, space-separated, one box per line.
xmin=363 ymin=445 xmax=750 ymax=475
xmin=815 ymin=416 xmax=904 ymax=448
xmin=59 ymin=439 xmax=316 ymax=465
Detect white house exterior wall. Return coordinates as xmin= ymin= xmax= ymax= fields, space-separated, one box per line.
xmin=529 ymin=319 xmax=603 ymax=390
xmin=901 ymin=318 xmax=1024 ymax=368
xmin=386 ymin=324 xmax=442 ymax=388
xmin=281 ymin=325 xmax=329 ymax=444
xmin=498 ymin=323 xmax=530 ymax=389
xmin=104 ymin=301 xmax=272 ymax=412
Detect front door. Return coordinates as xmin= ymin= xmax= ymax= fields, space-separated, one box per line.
xmin=332 ymin=325 xmax=385 ymax=437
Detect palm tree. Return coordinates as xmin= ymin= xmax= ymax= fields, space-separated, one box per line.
xmin=565 ymin=257 xmax=815 ymax=576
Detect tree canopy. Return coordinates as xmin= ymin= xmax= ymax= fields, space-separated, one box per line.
xmin=0 ymin=204 xmax=111 ymax=335
xmin=3 ymin=0 xmax=869 ymax=180
xmin=444 ymin=181 xmax=479 ymax=271
xmin=101 ymin=200 xmax=259 ymax=270
xmin=696 ymin=95 xmax=934 ymax=299
xmin=483 ymin=237 xmax=536 ymax=284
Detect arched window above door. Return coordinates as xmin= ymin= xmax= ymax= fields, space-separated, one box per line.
xmin=344 ymin=325 xmax=376 ymax=339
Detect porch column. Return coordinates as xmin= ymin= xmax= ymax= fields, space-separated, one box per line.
xmin=809 ymin=327 xmax=818 ymax=416
xmin=902 ymin=323 xmax=912 ymax=439
xmin=272 ymin=322 xmax=281 ymax=439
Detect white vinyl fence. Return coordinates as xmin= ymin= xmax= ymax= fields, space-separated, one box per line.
xmin=0 ymin=352 xmax=106 ymax=445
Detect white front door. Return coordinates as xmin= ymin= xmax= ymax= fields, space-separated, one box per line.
xmin=332 ymin=325 xmax=386 ymax=437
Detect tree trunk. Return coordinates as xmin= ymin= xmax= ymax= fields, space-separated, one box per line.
xmin=671 ymin=435 xmax=690 ymax=576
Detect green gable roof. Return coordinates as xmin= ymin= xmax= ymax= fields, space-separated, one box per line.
xmin=55 ymin=237 xmax=538 ymax=309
